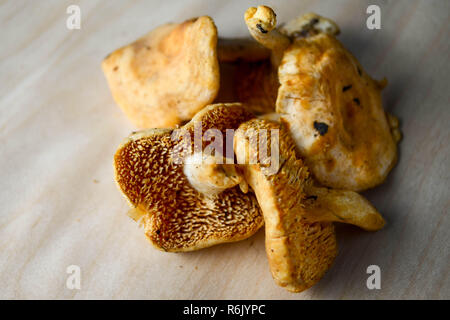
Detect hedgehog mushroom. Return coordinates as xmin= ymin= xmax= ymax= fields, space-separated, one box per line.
xmin=114 ymin=103 xmax=263 ymax=252
xmin=103 ymin=16 xmax=221 ymax=128
xmin=214 ymin=5 xmax=292 ymax=116
xmin=245 ymin=6 xmax=401 ymax=191
xmin=234 ymin=118 xmax=385 ymax=292
xmin=231 ymin=60 xmax=279 ymax=115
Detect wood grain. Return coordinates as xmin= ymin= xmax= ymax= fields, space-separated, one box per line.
xmin=0 ymin=0 xmax=448 ymax=299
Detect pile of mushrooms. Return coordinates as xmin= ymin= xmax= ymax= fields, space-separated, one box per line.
xmin=106 ymin=5 xmax=401 ymax=292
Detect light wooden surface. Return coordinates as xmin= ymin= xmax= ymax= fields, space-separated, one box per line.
xmin=0 ymin=0 xmax=449 ymax=299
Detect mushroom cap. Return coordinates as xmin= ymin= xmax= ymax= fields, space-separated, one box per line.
xmin=267 ymin=219 xmax=337 ymax=292
xmin=277 ymin=32 xmax=398 ymax=191
xmin=114 ymin=103 xmax=262 ymax=252
xmin=102 ymin=16 xmax=220 ymax=128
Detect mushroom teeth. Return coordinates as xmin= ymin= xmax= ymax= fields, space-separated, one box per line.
xmin=234 ymin=119 xmax=385 ymax=292
xmin=102 ymin=16 xmax=220 ymax=129
xmin=114 ymin=103 xmax=263 ymax=252
xmin=217 ymin=38 xmax=271 ymax=62
xmin=277 ymin=31 xmax=399 ymax=191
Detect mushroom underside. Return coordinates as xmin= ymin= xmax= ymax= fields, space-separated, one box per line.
xmin=114 ymin=104 xmax=263 ymax=252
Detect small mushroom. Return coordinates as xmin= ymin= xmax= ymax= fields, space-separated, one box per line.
xmin=244 ymin=6 xmax=400 ymax=191
xmin=234 ymin=119 xmax=385 ymax=292
xmin=114 ymin=103 xmax=263 ymax=252
xmin=183 ymin=152 xmax=245 ymax=196
xmin=103 ymin=17 xmax=220 ymax=128
xmin=215 ymin=53 xmax=278 ymax=115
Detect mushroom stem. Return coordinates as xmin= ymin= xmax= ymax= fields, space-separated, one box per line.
xmin=303 ymin=186 xmax=386 ymax=231
xmin=244 ymin=6 xmax=290 ymax=66
xmin=183 ymin=153 xmax=244 ymax=196
xmin=387 ymin=112 xmax=402 ymax=143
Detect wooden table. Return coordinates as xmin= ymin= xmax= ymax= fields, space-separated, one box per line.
xmin=0 ymin=0 xmax=448 ymax=299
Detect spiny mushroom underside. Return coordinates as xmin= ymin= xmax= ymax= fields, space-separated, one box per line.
xmin=114 ymin=129 xmax=263 ymax=252
xmin=234 ymin=60 xmax=279 ymax=115
xmin=279 ymin=12 xmax=340 ymax=38
xmin=277 ymin=33 xmax=398 ymax=191
xmin=102 ymin=16 xmax=220 ymax=128
xmin=234 ymin=119 xmax=338 ymax=292
xmin=266 ymin=219 xmax=337 ymax=292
